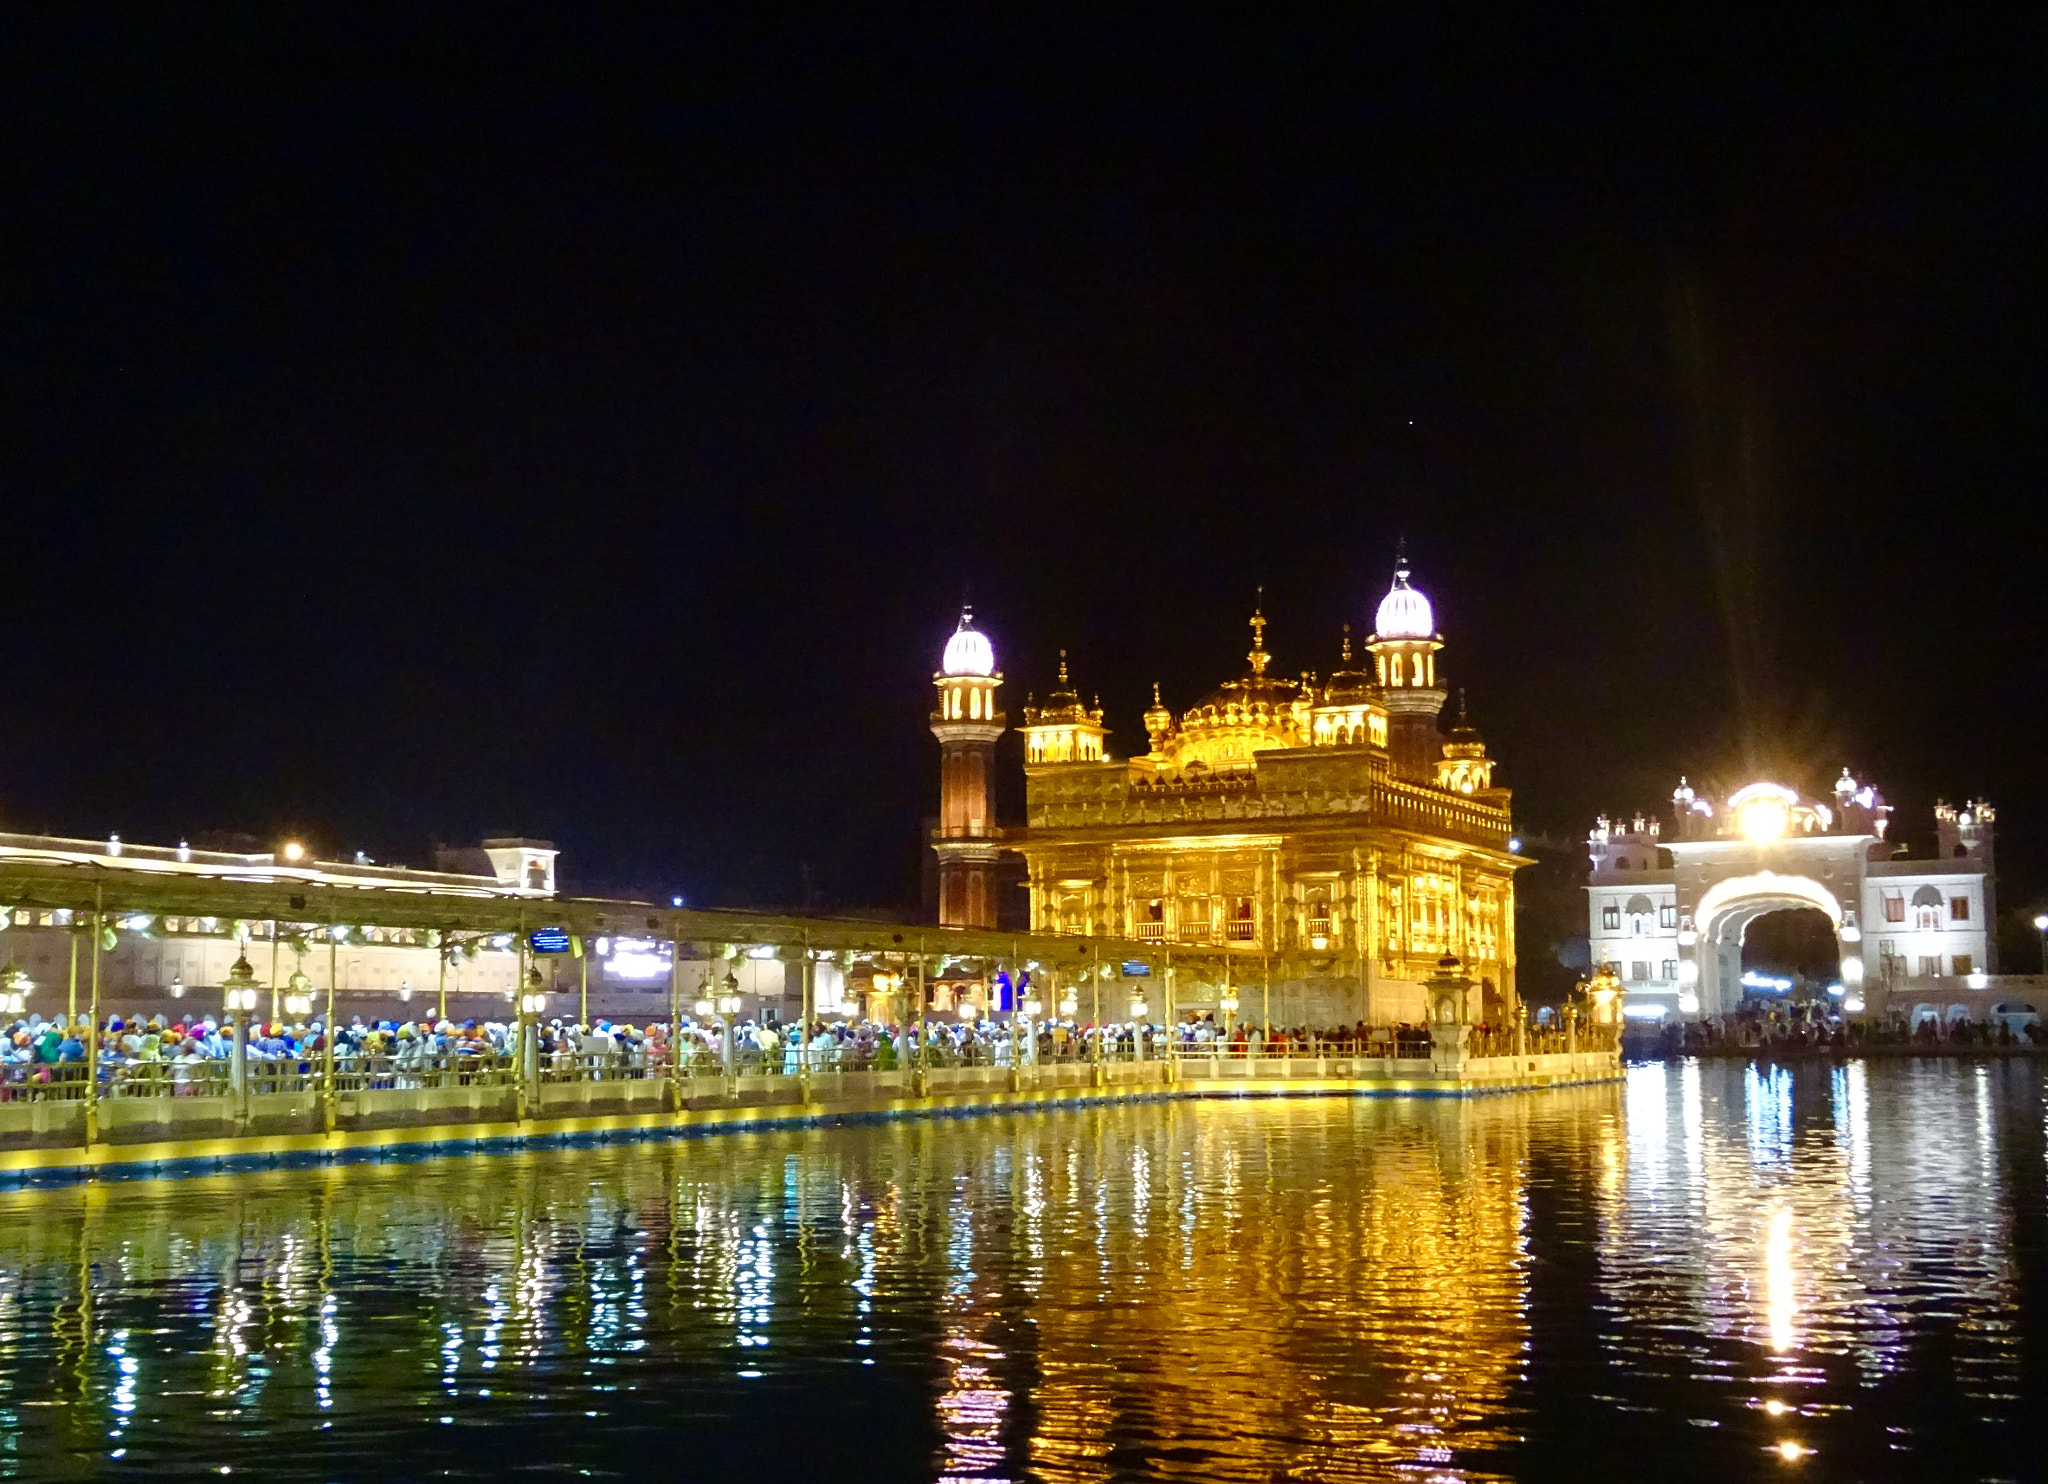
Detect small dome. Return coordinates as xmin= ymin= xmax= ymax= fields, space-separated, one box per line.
xmin=941 ymin=609 xmax=995 ymax=676
xmin=1373 ymin=558 xmax=1434 ymax=639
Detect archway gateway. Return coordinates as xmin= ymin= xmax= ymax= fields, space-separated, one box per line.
xmin=1586 ymin=774 xmax=1997 ymax=1024
xmin=1696 ymin=876 xmax=1844 ymax=1018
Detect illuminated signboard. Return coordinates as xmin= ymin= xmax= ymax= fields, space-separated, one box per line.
xmin=1120 ymin=960 xmax=1151 ymax=978
xmin=602 ymin=937 xmax=672 ymax=981
xmin=529 ymin=927 xmax=571 ymax=955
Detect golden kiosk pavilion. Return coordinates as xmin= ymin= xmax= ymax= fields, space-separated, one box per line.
xmin=930 ymin=553 xmax=1523 ymax=1026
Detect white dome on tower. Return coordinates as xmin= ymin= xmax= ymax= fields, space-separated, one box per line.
xmin=941 ymin=609 xmax=995 ymax=676
xmin=1373 ymin=558 xmax=1434 ymax=639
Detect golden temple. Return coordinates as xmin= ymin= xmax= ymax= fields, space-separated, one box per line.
xmin=932 ymin=552 xmax=1523 ymax=1026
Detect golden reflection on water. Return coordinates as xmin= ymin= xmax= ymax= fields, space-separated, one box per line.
xmin=0 ymin=1095 xmax=1603 ymax=1482
xmin=0 ymin=1065 xmax=2034 ymax=1481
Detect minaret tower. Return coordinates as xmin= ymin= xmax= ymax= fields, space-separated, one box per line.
xmin=931 ymin=608 xmax=1005 ymax=929
xmin=1366 ymin=545 xmax=1447 ymax=781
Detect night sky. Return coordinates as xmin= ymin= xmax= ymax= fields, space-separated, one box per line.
xmin=5 ymin=14 xmax=2044 ymax=934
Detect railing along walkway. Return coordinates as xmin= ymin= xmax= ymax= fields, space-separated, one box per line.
xmin=0 ymin=1041 xmax=1619 ymax=1155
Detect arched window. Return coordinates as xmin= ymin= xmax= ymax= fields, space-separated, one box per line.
xmin=1911 ymin=885 xmax=1943 ymax=934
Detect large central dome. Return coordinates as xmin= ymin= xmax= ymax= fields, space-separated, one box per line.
xmin=1373 ymin=559 xmax=1434 ymax=639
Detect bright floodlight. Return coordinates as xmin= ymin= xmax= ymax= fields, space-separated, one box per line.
xmin=2034 ymin=913 xmax=2048 ymax=932
xmin=1728 ymin=781 xmax=1798 ymax=843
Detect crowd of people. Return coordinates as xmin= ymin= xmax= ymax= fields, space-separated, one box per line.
xmin=0 ymin=1004 xmax=1603 ymax=1101
xmin=1645 ymin=1008 xmax=2047 ymax=1057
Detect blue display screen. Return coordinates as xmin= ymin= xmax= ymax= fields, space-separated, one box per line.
xmin=1121 ymin=960 xmax=1152 ymax=977
xmin=529 ymin=928 xmax=571 ymax=955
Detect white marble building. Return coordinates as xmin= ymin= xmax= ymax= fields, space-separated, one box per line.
xmin=1587 ymin=773 xmax=1999 ymax=1023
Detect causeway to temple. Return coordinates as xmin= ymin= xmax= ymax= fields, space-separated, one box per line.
xmin=0 ymin=839 xmax=1618 ymax=1186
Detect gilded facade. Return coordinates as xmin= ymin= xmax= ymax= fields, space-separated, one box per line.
xmin=1005 ymin=555 xmax=1522 ymax=1025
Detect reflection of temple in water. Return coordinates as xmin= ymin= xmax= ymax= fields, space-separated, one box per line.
xmin=0 ymin=1100 xmax=1585 ymax=1480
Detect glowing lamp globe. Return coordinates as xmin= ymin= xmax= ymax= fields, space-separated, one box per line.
xmin=940 ymin=613 xmax=995 ymax=677
xmin=1373 ymin=562 xmax=1434 ymax=639
xmin=1730 ymin=782 xmax=1798 ymax=843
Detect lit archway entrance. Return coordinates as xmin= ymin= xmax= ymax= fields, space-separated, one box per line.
xmin=1740 ymin=907 xmax=1842 ymax=985
xmin=1689 ymin=872 xmax=1848 ymax=1019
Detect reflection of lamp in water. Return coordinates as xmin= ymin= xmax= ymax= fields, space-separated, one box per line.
xmin=1764 ymin=1206 xmax=1796 ymax=1353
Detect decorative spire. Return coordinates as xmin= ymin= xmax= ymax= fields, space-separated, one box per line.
xmin=1057 ymin=649 xmax=1070 ymax=686
xmin=1341 ymin=622 xmax=1353 ymax=664
xmin=1247 ymin=586 xmax=1270 ymax=677
xmin=1151 ymin=681 xmax=1162 ymax=707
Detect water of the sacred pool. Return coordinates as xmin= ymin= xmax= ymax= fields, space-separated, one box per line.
xmin=0 ymin=1061 xmax=2040 ymax=1482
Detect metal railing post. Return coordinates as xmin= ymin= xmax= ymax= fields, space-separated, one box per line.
xmin=799 ymin=933 xmax=814 ymax=1104
xmin=667 ymin=930 xmax=683 ymax=1113
xmin=83 ymin=890 xmax=103 ymax=1147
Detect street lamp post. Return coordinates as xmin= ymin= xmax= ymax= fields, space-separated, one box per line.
xmin=0 ymin=962 xmax=33 ymax=1019
xmin=223 ymin=952 xmax=262 ymax=1127
xmin=517 ymin=966 xmax=549 ymax=1120
xmin=718 ymin=975 xmax=743 ymax=1098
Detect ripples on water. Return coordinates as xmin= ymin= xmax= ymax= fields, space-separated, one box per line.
xmin=0 ymin=1060 xmax=2040 ymax=1481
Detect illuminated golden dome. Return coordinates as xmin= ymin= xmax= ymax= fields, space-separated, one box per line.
xmin=1321 ymin=624 xmax=1375 ymax=704
xmin=1168 ymin=603 xmax=1308 ymax=770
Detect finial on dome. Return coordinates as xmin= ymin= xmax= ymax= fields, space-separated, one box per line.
xmin=1248 ymin=588 xmax=1270 ymax=677
xmin=1341 ymin=622 xmax=1353 ymax=664
xmin=1057 ymin=649 xmax=1070 ymax=686
xmin=1151 ymin=681 xmax=1162 ymax=706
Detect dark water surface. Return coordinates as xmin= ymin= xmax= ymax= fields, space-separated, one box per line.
xmin=0 ymin=1060 xmax=2043 ymax=1482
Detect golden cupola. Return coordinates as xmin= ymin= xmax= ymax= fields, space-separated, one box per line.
xmin=1310 ymin=624 xmax=1389 ymax=749
xmin=1168 ymin=602 xmax=1308 ymax=773
xmin=1436 ymin=690 xmax=1496 ymax=796
xmin=1021 ymin=652 xmax=1107 ymax=764
xmin=1142 ymin=682 xmax=1174 ymax=758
